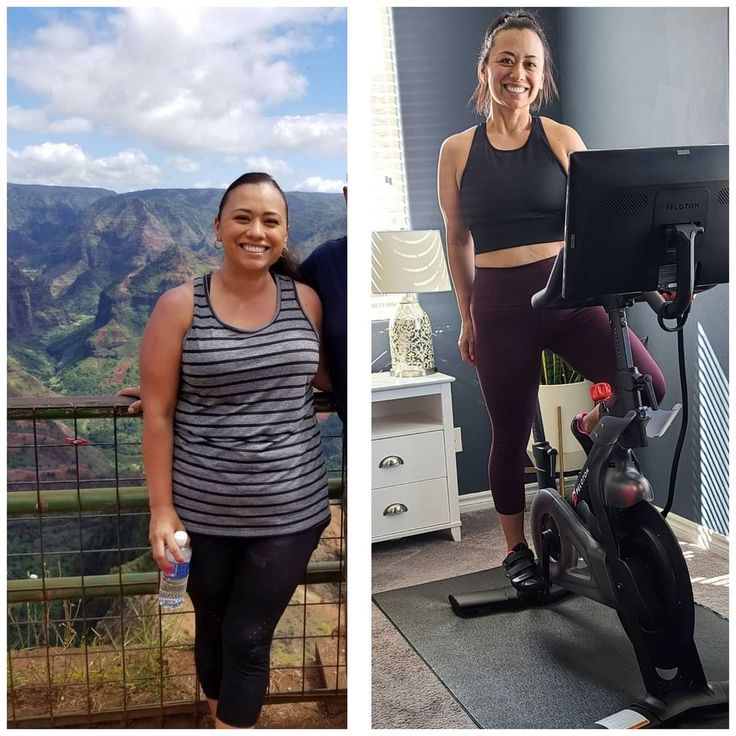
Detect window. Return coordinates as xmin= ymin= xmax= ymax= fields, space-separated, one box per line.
xmin=371 ymin=7 xmax=409 ymax=320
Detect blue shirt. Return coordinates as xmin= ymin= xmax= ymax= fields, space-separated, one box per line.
xmin=299 ymin=236 xmax=347 ymax=424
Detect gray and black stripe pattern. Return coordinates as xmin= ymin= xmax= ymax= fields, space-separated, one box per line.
xmin=172 ymin=273 xmax=331 ymax=537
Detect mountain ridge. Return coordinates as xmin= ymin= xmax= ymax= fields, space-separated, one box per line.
xmin=8 ymin=182 xmax=346 ymax=397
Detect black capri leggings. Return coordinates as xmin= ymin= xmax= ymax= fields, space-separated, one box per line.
xmin=187 ymin=519 xmax=328 ymax=728
xmin=471 ymin=257 xmax=666 ymax=516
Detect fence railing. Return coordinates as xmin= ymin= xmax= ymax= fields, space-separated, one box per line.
xmin=7 ymin=394 xmax=346 ymax=728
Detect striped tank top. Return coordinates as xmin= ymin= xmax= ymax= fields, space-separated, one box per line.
xmin=171 ymin=272 xmax=331 ymax=537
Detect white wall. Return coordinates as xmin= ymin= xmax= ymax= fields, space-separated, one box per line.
xmin=557 ymin=7 xmax=728 ymax=148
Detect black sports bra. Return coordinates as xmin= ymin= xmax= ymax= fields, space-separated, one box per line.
xmin=459 ymin=117 xmax=568 ymax=254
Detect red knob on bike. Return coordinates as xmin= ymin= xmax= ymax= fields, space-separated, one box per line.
xmin=590 ymin=382 xmax=613 ymax=403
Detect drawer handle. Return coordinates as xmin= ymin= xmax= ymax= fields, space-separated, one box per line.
xmin=379 ymin=455 xmax=404 ymax=468
xmin=383 ymin=503 xmax=408 ymax=516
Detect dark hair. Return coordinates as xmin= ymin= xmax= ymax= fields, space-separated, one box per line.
xmin=470 ymin=9 xmax=559 ymax=117
xmin=216 ymin=171 xmax=300 ymax=280
xmin=217 ymin=171 xmax=289 ymax=222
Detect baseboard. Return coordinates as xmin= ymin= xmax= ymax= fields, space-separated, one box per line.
xmin=663 ymin=510 xmax=729 ymax=559
xmin=459 ymin=487 xmax=729 ymax=560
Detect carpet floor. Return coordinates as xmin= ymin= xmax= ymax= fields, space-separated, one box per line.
xmin=372 ymin=507 xmax=729 ymax=729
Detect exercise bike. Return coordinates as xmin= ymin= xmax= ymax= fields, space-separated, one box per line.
xmin=450 ymin=145 xmax=729 ymax=728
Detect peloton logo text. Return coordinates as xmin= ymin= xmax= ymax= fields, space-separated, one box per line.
xmin=664 ymin=202 xmax=700 ymax=212
xmin=572 ymin=467 xmax=589 ymax=507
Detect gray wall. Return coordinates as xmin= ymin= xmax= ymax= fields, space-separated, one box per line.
xmin=374 ymin=7 xmax=729 ymax=532
xmin=555 ymin=7 xmax=729 ymax=533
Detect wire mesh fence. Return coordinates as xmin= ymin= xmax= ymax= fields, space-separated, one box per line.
xmin=7 ymin=394 xmax=346 ymax=728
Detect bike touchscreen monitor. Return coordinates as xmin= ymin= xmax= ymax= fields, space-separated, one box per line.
xmin=562 ymin=144 xmax=728 ymax=304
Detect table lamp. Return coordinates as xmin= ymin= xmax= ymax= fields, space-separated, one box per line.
xmin=371 ymin=229 xmax=452 ymax=377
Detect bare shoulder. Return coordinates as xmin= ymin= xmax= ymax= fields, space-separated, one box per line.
xmin=440 ymin=126 xmax=477 ymax=162
xmin=151 ymin=281 xmax=195 ymax=330
xmin=294 ymin=280 xmax=322 ymax=334
xmin=295 ymin=280 xmax=322 ymax=315
xmin=539 ymin=117 xmax=586 ymax=155
xmin=157 ymin=280 xmax=194 ymax=310
xmin=439 ymin=126 xmax=478 ymax=192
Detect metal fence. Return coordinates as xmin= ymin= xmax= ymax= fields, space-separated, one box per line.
xmin=7 ymin=394 xmax=346 ymax=728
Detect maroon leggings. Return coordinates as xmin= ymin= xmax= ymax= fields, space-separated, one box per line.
xmin=471 ymin=257 xmax=666 ymax=515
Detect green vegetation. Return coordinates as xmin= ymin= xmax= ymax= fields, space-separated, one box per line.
xmin=8 ymin=182 xmax=345 ymax=398
xmin=540 ymin=349 xmax=584 ymax=385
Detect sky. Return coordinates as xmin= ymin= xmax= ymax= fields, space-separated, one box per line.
xmin=7 ymin=6 xmax=347 ymax=193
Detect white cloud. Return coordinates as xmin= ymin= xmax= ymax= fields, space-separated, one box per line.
xmin=273 ymin=114 xmax=347 ymax=156
xmin=8 ymin=142 xmax=161 ymax=191
xmin=243 ymin=156 xmax=292 ymax=176
xmin=294 ymin=176 xmax=344 ymax=193
xmin=8 ymin=8 xmax=346 ymax=157
xmin=167 ymin=155 xmax=201 ymax=173
xmin=8 ymin=105 xmax=92 ymax=134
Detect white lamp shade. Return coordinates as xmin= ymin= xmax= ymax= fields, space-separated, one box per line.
xmin=371 ymin=230 xmax=452 ymax=294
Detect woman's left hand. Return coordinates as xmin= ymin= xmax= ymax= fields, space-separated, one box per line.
xmin=117 ymin=385 xmax=142 ymax=413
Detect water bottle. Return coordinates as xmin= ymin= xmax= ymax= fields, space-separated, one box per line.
xmin=159 ymin=530 xmax=191 ymax=610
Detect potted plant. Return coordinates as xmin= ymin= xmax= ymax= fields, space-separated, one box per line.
xmin=528 ymin=350 xmax=593 ymax=475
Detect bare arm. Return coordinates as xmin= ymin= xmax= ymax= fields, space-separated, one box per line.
xmin=541 ymin=118 xmax=587 ymax=172
xmin=296 ymin=281 xmax=331 ymax=392
xmin=140 ymin=283 xmax=193 ymax=569
xmin=438 ymin=133 xmax=476 ymax=364
xmin=562 ymin=124 xmax=587 ymax=160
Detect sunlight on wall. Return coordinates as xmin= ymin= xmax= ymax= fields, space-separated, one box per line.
xmin=697 ymin=321 xmax=729 ymax=536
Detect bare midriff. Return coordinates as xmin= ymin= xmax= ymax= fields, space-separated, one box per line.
xmin=475 ymin=240 xmax=563 ymax=268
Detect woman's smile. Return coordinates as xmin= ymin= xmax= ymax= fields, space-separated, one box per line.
xmin=214 ymin=181 xmax=289 ymax=271
xmin=503 ymin=83 xmax=529 ymax=95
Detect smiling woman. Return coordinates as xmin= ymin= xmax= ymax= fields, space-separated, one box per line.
xmin=437 ymin=8 xmax=664 ymax=590
xmin=140 ymin=171 xmax=331 ymax=729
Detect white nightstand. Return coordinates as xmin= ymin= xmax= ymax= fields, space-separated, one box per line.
xmin=371 ymin=372 xmax=462 ymax=543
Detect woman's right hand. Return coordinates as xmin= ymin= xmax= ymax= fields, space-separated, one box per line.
xmin=149 ymin=506 xmax=187 ymax=570
xmin=458 ymin=318 xmax=475 ymax=365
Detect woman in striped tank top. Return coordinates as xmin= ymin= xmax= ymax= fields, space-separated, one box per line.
xmin=140 ymin=172 xmax=331 ymax=729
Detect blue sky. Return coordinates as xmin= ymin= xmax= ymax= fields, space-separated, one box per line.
xmin=7 ymin=7 xmax=346 ymax=193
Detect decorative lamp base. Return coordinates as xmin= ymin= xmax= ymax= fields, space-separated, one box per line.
xmin=389 ymin=294 xmax=436 ymax=378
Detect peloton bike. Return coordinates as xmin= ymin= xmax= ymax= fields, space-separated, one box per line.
xmin=449 ymin=144 xmax=729 ymax=728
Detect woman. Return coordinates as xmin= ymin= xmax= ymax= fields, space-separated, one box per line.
xmin=437 ymin=10 xmax=665 ymax=594
xmin=140 ymin=172 xmax=331 ymax=729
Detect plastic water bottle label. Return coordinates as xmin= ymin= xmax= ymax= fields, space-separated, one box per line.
xmin=164 ymin=560 xmax=190 ymax=580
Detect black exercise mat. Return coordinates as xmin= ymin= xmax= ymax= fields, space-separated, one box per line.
xmin=373 ymin=567 xmax=729 ymax=729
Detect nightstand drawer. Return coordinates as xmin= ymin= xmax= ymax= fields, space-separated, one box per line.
xmin=372 ymin=478 xmax=451 ymax=538
xmin=372 ymin=430 xmax=446 ymax=488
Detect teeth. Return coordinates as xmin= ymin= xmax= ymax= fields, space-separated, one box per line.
xmin=240 ymin=244 xmax=268 ymax=253
xmin=505 ymin=85 xmax=527 ymax=93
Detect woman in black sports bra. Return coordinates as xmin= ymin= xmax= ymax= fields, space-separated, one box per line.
xmin=437 ymin=9 xmax=665 ymax=594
